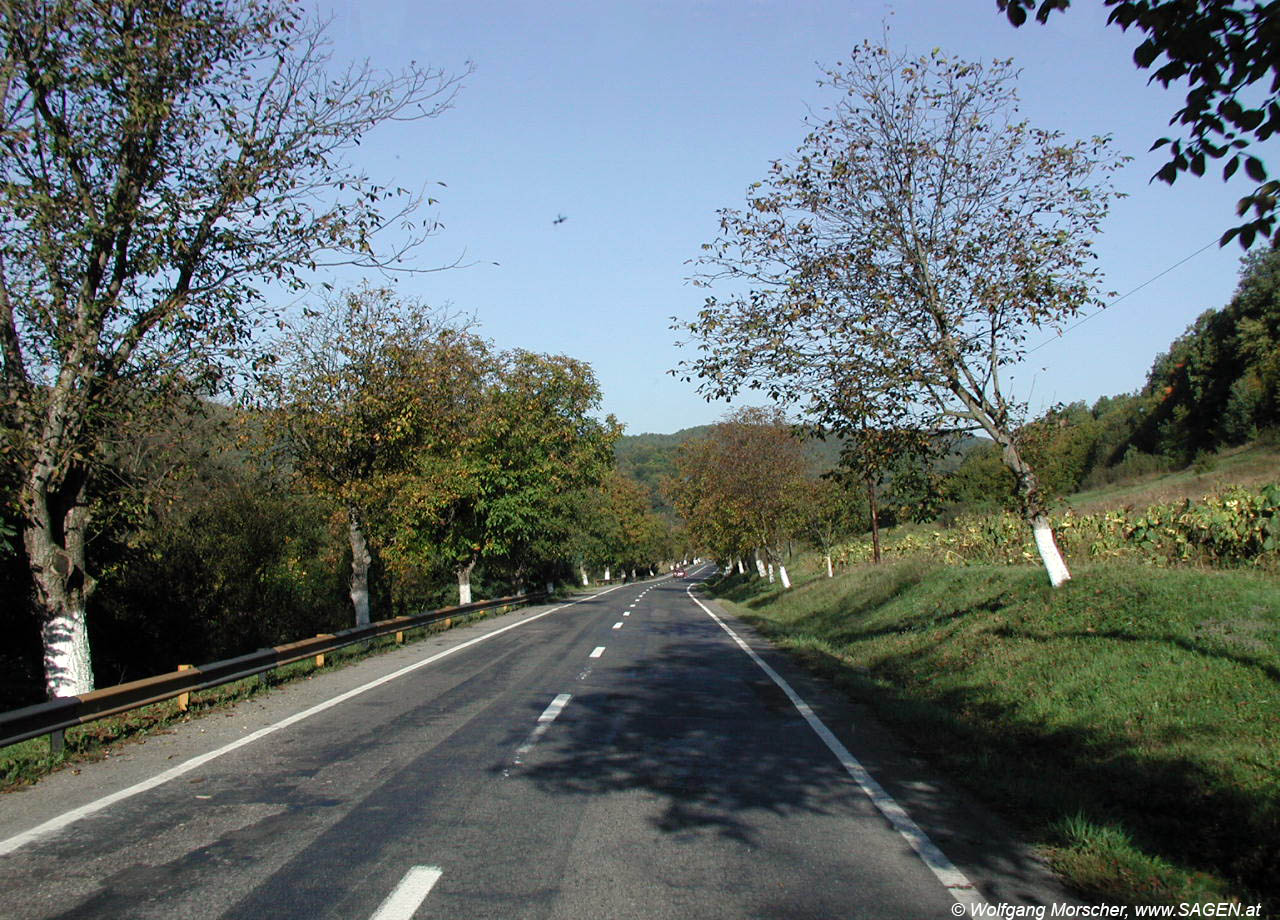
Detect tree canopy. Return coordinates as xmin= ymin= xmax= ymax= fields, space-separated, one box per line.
xmin=676 ymin=42 xmax=1124 ymax=585
xmin=999 ymin=0 xmax=1280 ymax=247
xmin=0 ymin=0 xmax=463 ymax=695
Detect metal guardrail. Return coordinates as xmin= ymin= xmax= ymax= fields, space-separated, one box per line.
xmin=0 ymin=592 xmax=546 ymax=751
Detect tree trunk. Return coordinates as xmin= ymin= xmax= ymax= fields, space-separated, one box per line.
xmin=347 ymin=505 xmax=372 ymax=626
xmin=736 ymin=558 xmax=744 ymax=575
xmin=604 ymin=566 xmax=611 ymax=583
xmin=755 ymin=556 xmax=767 ymax=578
xmin=867 ymin=475 xmax=882 ymax=564
xmin=825 ymin=553 xmax=833 ymax=578
xmin=23 ymin=461 xmax=96 ymax=698
xmin=998 ymin=437 xmax=1071 ymax=587
xmin=778 ymin=564 xmax=791 ymax=589
xmin=767 ymin=562 xmax=775 ymax=583
xmin=457 ymin=557 xmax=477 ymax=605
xmin=580 ymin=564 xmax=589 ymax=586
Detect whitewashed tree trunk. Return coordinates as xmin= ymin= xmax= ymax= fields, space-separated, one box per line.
xmin=736 ymin=558 xmax=745 ymax=575
xmin=604 ymin=566 xmax=611 ymax=583
xmin=997 ymin=435 xmax=1072 ymax=587
xmin=1032 ymin=516 xmax=1072 ymax=587
xmin=778 ymin=564 xmax=791 ymax=589
xmin=546 ymin=581 xmax=555 ymax=595
xmin=41 ymin=605 xmax=94 ymax=698
xmin=755 ymin=557 xmax=767 ymax=578
xmin=457 ymin=558 xmax=477 ymax=606
xmin=347 ymin=505 xmax=372 ymax=626
xmin=24 ymin=466 xmax=97 ymax=697
xmin=580 ymin=565 xmax=590 ymax=586
xmin=825 ymin=553 xmax=834 ymax=578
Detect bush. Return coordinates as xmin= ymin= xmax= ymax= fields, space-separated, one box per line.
xmin=836 ymin=484 xmax=1280 ymax=571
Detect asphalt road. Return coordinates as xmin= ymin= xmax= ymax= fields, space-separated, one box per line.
xmin=0 ymin=569 xmax=1072 ymax=919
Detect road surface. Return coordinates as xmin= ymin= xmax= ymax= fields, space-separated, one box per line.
xmin=0 ymin=569 xmax=1070 ymax=919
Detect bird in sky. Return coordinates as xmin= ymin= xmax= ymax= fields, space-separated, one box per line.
xmin=553 ymin=214 xmax=567 ymax=225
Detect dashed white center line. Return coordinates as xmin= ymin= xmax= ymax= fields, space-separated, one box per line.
xmin=514 ymin=693 xmax=573 ymax=764
xmin=537 ymin=693 xmax=572 ymax=722
xmin=369 ymin=865 xmax=443 ymax=920
xmin=612 ymin=622 xmax=623 ymax=629
xmin=623 ymin=611 xmax=630 ymax=617
xmin=590 ymin=646 xmax=605 ymax=658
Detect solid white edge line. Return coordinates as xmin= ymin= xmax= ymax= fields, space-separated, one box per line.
xmin=369 ymin=865 xmax=443 ymax=920
xmin=684 ymin=584 xmax=986 ymax=908
xmin=0 ymin=584 xmax=632 ymax=857
xmin=590 ymin=647 xmax=605 ymax=658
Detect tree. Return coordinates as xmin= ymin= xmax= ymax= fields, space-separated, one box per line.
xmin=392 ymin=350 xmax=619 ymax=604
xmin=573 ymin=470 xmax=669 ymax=582
xmin=0 ymin=0 xmax=463 ymax=696
xmin=1128 ymin=246 xmax=1280 ymax=458
xmin=999 ymin=0 xmax=1280 ymax=248
xmin=668 ymin=407 xmax=808 ymax=587
xmin=821 ymin=422 xmax=940 ymax=565
xmin=676 ymin=44 xmax=1123 ymax=586
xmin=797 ymin=474 xmax=864 ymax=578
xmin=266 ymin=286 xmax=486 ymax=625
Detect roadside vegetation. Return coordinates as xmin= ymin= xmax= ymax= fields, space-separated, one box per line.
xmin=706 ymin=556 xmax=1278 ymax=911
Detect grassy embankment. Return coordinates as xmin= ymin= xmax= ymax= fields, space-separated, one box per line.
xmin=710 ymin=450 xmax=1279 ymax=910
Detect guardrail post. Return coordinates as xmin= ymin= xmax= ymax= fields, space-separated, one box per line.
xmin=314 ymin=635 xmax=334 ymax=668
xmin=177 ymin=664 xmax=194 ymax=712
xmin=395 ymin=629 xmax=404 ymax=644
xmin=49 ymin=728 xmax=64 ymax=757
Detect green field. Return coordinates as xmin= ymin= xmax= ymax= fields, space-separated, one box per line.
xmin=707 ymin=559 xmax=1279 ymax=911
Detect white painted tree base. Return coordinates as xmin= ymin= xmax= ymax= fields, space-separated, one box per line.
xmin=43 ymin=608 xmax=95 ymax=697
xmin=1032 ymin=518 xmax=1072 ymax=587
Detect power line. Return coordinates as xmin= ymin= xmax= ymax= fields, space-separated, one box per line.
xmin=1025 ymin=237 xmax=1220 ymax=355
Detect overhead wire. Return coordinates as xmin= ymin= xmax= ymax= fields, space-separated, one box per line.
xmin=1024 ymin=237 xmax=1221 ymax=355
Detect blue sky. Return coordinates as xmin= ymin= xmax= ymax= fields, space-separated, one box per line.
xmin=308 ymin=0 xmax=1268 ymax=436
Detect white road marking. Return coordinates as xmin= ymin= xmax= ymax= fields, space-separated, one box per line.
xmin=538 ymin=693 xmax=572 ymax=722
xmin=590 ymin=647 xmax=605 ymax=658
xmin=684 ymin=584 xmax=986 ymax=910
xmin=623 ymin=611 xmax=630 ymax=617
xmin=612 ymin=622 xmax=623 ymax=629
xmin=369 ymin=865 xmax=443 ymax=920
xmin=0 ymin=585 xmax=630 ymax=857
xmin=514 ymin=693 xmax=572 ymax=763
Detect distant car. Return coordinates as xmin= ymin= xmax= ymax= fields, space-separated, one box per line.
xmin=673 ymin=567 xmax=686 ymax=578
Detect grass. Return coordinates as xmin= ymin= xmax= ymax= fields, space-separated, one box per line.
xmin=707 ymin=560 xmax=1280 ymax=911
xmin=0 ymin=603 xmax=516 ymax=792
xmin=1065 ymin=441 xmax=1280 ymax=514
